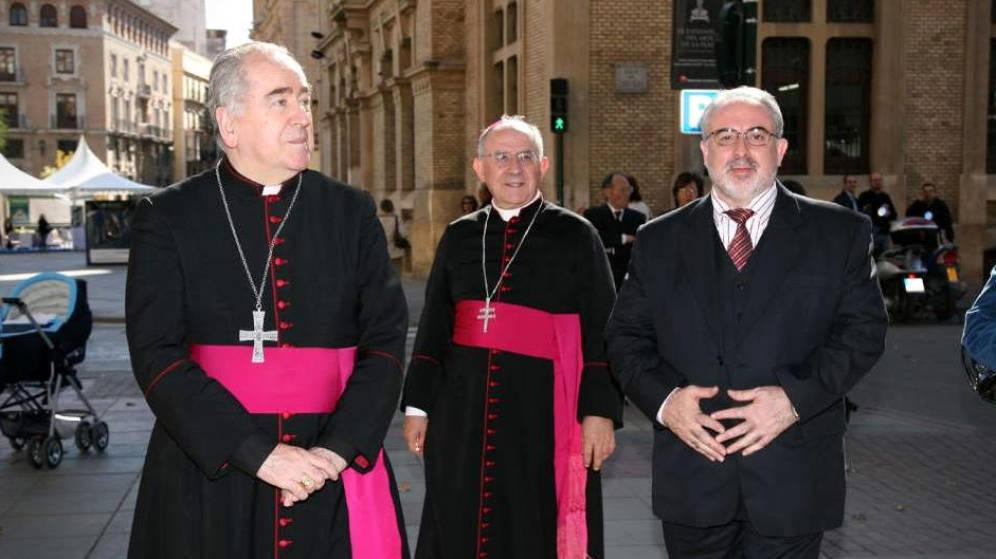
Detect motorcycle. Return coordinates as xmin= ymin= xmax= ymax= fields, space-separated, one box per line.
xmin=875 ymin=217 xmax=965 ymax=322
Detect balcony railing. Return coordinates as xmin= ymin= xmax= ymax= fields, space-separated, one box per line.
xmin=116 ymin=119 xmax=136 ymax=134
xmin=51 ymin=115 xmax=83 ymax=129
xmin=136 ymin=83 xmax=152 ymax=98
xmin=0 ymin=67 xmax=25 ymax=82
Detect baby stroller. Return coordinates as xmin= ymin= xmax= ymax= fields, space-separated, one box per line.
xmin=0 ymin=272 xmax=107 ymax=468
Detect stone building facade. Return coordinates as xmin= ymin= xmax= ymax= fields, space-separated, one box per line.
xmin=170 ymin=43 xmax=213 ymax=181
xmin=0 ymin=0 xmax=176 ymax=186
xmin=307 ymin=0 xmax=993 ymax=281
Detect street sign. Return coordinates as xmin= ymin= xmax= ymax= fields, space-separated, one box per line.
xmin=680 ymin=89 xmax=719 ymax=135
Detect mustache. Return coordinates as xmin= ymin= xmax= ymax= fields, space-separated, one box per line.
xmin=725 ymin=157 xmax=758 ymax=172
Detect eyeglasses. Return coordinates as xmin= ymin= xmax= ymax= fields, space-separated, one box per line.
xmin=704 ymin=127 xmax=780 ymax=148
xmin=481 ymin=150 xmax=540 ymax=167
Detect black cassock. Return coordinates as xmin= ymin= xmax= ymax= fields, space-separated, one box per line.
xmin=125 ymin=160 xmax=409 ymax=559
xmin=402 ymin=198 xmax=622 ymax=558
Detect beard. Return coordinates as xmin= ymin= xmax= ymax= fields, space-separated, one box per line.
xmin=708 ymin=156 xmax=776 ymax=206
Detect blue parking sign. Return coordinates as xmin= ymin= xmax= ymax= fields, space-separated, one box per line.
xmin=680 ymin=89 xmax=720 ymax=135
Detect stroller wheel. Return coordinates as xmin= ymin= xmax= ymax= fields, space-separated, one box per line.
xmin=93 ymin=421 xmax=109 ymax=452
xmin=75 ymin=421 xmax=93 ymax=452
xmin=27 ymin=438 xmax=45 ymax=469
xmin=8 ymin=436 xmax=26 ymax=451
xmin=44 ymin=436 xmax=64 ymax=468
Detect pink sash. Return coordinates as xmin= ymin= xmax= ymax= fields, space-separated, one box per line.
xmin=451 ymin=300 xmax=588 ymax=559
xmin=189 ymin=345 xmax=402 ymax=559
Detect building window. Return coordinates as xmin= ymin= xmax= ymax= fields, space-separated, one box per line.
xmin=492 ymin=9 xmax=504 ymax=52
xmin=763 ymin=0 xmax=811 ymax=22
xmin=0 ymin=48 xmax=15 ymax=82
xmin=69 ymin=5 xmax=87 ymax=28
xmin=824 ymin=38 xmax=872 ymax=174
xmin=154 ymin=71 xmax=159 ymax=91
xmin=123 ymin=58 xmax=130 ymax=81
xmin=0 ymin=92 xmax=18 ymax=128
xmin=55 ymin=49 xmax=75 ymax=74
xmin=111 ymin=96 xmax=119 ymax=128
xmin=57 ymin=139 xmax=77 ymax=154
xmin=56 ymin=93 xmax=78 ymax=128
xmin=110 ymin=54 xmax=117 ymax=77
xmin=40 ymin=4 xmax=58 ymax=27
xmin=987 ymin=39 xmax=996 ymax=173
xmin=507 ymin=56 xmax=518 ymax=114
xmin=492 ymin=60 xmax=504 ymax=120
xmin=3 ymin=138 xmax=24 ymax=159
xmin=762 ymin=38 xmax=809 ymax=174
xmin=827 ymin=0 xmax=874 ymax=23
xmin=9 ymin=3 xmax=27 ymax=26
xmin=506 ymin=2 xmax=517 ymax=44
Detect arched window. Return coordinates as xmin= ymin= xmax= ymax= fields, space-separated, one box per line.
xmin=40 ymin=4 xmax=57 ymax=28
xmin=69 ymin=6 xmax=87 ymax=29
xmin=9 ymin=3 xmax=28 ymax=26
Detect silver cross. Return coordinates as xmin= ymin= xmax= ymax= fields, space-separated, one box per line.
xmin=477 ymin=300 xmax=496 ymax=333
xmin=239 ymin=310 xmax=279 ymax=363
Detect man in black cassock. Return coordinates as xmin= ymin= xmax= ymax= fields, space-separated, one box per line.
xmin=125 ymin=42 xmax=409 ymax=559
xmin=401 ymin=116 xmax=622 ymax=559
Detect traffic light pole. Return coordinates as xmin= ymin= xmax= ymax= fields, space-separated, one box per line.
xmin=556 ymin=133 xmax=565 ymax=207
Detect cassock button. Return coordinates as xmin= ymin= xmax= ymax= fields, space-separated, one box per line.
xmin=266 ymin=195 xmax=280 ymax=203
xmin=506 ymin=228 xmax=518 ymax=235
xmin=489 ymin=364 xmax=500 ymax=372
xmin=509 ymin=216 xmax=520 ymax=224
xmin=277 ymin=300 xmax=291 ymax=310
xmin=279 ymin=517 xmax=293 ymax=527
xmin=274 ymin=257 xmax=288 ymax=266
xmin=276 ymin=279 xmax=291 ymax=288
xmin=274 ymin=236 xmax=286 ymax=245
xmin=280 ymin=343 xmax=294 ymax=348
xmin=269 ymin=215 xmax=283 ymax=224
xmin=355 ymin=455 xmax=370 ymax=468
xmin=278 ymin=539 xmax=293 ymax=548
xmin=504 ymin=242 xmax=514 ymax=251
xmin=281 ymin=412 xmax=294 ymax=420
xmin=501 ymin=271 xmax=512 ymax=279
xmin=499 ymin=285 xmax=511 ymax=293
xmin=281 ymin=433 xmax=296 ymax=443
xmin=279 ymin=321 xmax=294 ymax=330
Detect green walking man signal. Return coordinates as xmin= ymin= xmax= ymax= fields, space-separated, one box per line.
xmin=550 ymin=78 xmax=568 ymax=134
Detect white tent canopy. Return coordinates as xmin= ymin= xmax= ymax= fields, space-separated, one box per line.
xmin=44 ymin=136 xmax=156 ymax=196
xmin=0 ymin=153 xmax=61 ymax=195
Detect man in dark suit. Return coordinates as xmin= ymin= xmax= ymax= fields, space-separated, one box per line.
xmin=584 ymin=172 xmax=647 ymax=289
xmin=606 ymin=87 xmax=887 ymax=558
xmin=832 ymin=174 xmax=859 ymax=211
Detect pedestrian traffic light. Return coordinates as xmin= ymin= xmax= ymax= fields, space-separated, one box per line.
xmin=550 ymin=78 xmax=568 ymax=134
xmin=716 ymin=0 xmax=757 ymax=88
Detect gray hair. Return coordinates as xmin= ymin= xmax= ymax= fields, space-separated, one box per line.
xmin=208 ymin=41 xmax=309 ymax=148
xmin=699 ymin=86 xmax=784 ymax=139
xmin=477 ymin=115 xmax=545 ymax=159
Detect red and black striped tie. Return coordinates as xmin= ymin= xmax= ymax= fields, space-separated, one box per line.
xmin=725 ymin=208 xmax=755 ymax=272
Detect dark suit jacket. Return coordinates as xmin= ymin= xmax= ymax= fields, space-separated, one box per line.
xmin=584 ymin=204 xmax=647 ymax=289
xmin=606 ymin=184 xmax=887 ymax=537
xmin=832 ymin=190 xmax=859 ymax=212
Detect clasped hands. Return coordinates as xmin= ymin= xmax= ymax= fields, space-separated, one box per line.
xmin=661 ymin=385 xmax=798 ymax=462
xmin=256 ymin=443 xmax=348 ymax=507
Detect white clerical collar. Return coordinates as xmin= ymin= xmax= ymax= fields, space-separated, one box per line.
xmin=262 ymin=184 xmax=282 ymax=196
xmin=492 ymin=191 xmax=543 ymax=221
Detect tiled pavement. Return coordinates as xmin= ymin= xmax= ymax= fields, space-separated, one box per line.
xmin=1 ymin=253 xmax=994 ymax=558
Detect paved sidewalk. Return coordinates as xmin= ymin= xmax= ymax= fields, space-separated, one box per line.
xmin=1 ymin=252 xmax=995 ymax=558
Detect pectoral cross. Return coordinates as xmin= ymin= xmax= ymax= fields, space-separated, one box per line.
xmin=239 ymin=310 xmax=278 ymax=363
xmin=477 ymin=300 xmax=496 ymax=333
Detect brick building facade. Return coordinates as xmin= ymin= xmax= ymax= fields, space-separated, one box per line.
xmin=300 ymin=0 xmax=993 ymax=280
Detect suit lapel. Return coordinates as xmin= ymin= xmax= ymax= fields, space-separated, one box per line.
xmin=737 ymin=184 xmax=807 ymax=335
xmin=679 ymin=197 xmax=723 ymax=341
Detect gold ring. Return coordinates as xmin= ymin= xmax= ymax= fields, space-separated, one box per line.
xmin=300 ymin=476 xmax=314 ymax=489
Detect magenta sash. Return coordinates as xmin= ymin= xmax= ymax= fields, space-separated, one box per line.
xmin=452 ymin=300 xmax=588 ymax=559
xmin=189 ymin=345 xmax=402 ymax=559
